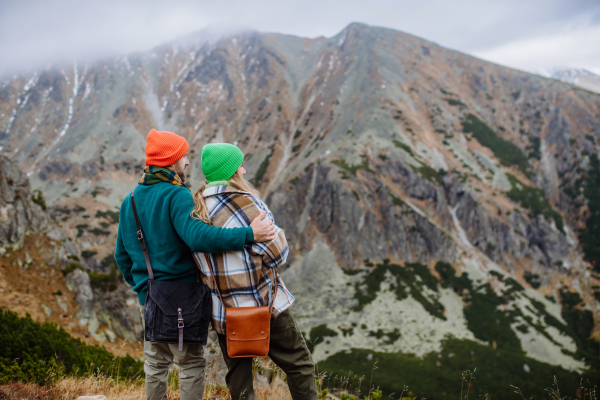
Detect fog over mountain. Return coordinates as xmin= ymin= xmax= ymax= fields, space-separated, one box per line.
xmin=1 ymin=0 xmax=599 ymax=76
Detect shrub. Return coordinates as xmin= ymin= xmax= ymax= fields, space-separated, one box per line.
xmin=331 ymin=155 xmax=373 ymax=178
xmin=76 ymin=224 xmax=88 ymax=237
xmin=444 ymin=98 xmax=466 ymax=108
xmin=318 ymin=338 xmax=598 ymax=400
xmin=62 ymin=262 xmax=84 ymax=275
xmin=579 ymin=154 xmax=600 ymax=272
xmin=95 ymin=210 xmax=119 ymax=224
xmin=523 ymin=272 xmax=541 ymax=289
xmin=89 ymin=266 xmax=120 ymax=292
xmin=558 ymin=290 xmax=600 ymax=370
xmin=251 ymin=145 xmax=274 ymax=187
xmin=393 ymin=140 xmax=413 ymax=155
xmin=308 ymin=324 xmax=338 ymax=352
xmin=461 ymin=114 xmax=530 ymax=176
xmin=506 ymin=173 xmax=564 ymax=231
xmin=353 ymin=260 xmax=445 ymax=319
xmin=435 ymin=262 xmax=521 ymax=351
xmin=81 ymin=250 xmax=97 ymax=259
xmin=87 ymin=228 xmax=110 ymax=236
xmin=526 ymin=137 xmax=541 ymax=160
xmin=0 ymin=309 xmax=142 ymax=385
xmin=411 ymin=163 xmax=442 ymax=185
xmin=31 ymin=190 xmax=47 ymax=211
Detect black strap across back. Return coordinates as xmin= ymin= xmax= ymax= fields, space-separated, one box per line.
xmin=131 ymin=189 xmax=210 ymax=350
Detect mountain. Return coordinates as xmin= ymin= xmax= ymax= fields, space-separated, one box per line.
xmin=551 ymin=68 xmax=600 ymax=94
xmin=1 ymin=23 xmax=599 ymax=398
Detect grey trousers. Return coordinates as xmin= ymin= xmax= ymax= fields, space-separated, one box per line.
xmin=142 ymin=307 xmax=206 ymax=400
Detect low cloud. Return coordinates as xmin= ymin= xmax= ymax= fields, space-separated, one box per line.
xmin=1 ymin=0 xmax=599 ymax=76
xmin=473 ymin=19 xmax=600 ymax=75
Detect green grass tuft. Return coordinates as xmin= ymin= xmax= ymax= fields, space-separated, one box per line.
xmin=31 ymin=190 xmax=47 ymax=211
xmin=331 ymin=155 xmax=373 ymax=177
xmin=505 ymin=173 xmax=564 ymax=231
xmin=579 ymin=153 xmax=600 ymax=272
xmin=353 ymin=260 xmax=445 ymax=319
xmin=461 ymin=114 xmax=531 ymax=176
xmin=308 ymin=324 xmax=338 ymax=352
xmin=412 ymin=163 xmax=443 ymax=185
xmin=393 ymin=140 xmax=413 ymax=155
xmin=95 ymin=210 xmax=119 ymax=224
xmin=251 ymin=145 xmax=274 ymax=187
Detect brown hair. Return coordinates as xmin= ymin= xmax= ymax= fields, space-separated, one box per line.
xmin=191 ymin=171 xmax=261 ymax=223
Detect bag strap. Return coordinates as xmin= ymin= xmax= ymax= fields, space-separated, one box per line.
xmin=131 ymin=189 xmax=154 ymax=281
xmin=203 ymin=253 xmax=287 ymax=313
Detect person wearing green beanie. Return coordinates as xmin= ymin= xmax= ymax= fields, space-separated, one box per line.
xmin=191 ymin=144 xmax=318 ymax=400
xmin=201 ymin=143 xmax=245 ymax=183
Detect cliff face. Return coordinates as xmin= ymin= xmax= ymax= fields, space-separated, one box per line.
xmin=0 ymin=155 xmax=48 ymax=248
xmin=1 ymin=23 xmax=600 ymax=386
xmin=0 ymin=155 xmax=142 ymax=357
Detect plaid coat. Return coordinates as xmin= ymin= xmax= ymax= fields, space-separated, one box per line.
xmin=192 ymin=185 xmax=294 ymax=334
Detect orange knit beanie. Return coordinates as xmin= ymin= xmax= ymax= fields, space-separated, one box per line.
xmin=145 ymin=129 xmax=189 ymax=167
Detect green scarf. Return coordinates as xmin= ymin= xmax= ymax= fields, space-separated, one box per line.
xmin=139 ymin=166 xmax=186 ymax=188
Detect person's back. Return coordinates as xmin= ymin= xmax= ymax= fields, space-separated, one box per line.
xmin=115 ymin=129 xmax=276 ymax=400
xmin=190 ymin=143 xmax=318 ymax=400
xmin=117 ymin=181 xmax=255 ymax=305
xmin=193 ymin=185 xmax=295 ymax=333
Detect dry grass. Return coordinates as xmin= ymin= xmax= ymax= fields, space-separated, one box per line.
xmin=0 ymin=352 xmax=294 ymax=400
xmin=0 ymin=373 xmax=293 ymax=400
xmin=1 ymin=360 xmax=596 ymax=400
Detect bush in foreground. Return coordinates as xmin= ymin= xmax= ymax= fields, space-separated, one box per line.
xmin=0 ymin=308 xmax=143 ymax=385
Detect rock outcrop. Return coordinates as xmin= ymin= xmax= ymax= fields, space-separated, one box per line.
xmin=0 ymin=155 xmax=48 ymax=249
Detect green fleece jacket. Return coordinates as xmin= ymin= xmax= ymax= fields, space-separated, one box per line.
xmin=114 ymin=182 xmax=254 ymax=305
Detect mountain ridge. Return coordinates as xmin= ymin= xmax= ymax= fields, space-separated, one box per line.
xmin=0 ymin=22 xmax=599 ymax=398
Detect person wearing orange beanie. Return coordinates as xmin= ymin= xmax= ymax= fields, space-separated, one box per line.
xmin=145 ymin=128 xmax=190 ymax=167
xmin=115 ymin=129 xmax=277 ymax=400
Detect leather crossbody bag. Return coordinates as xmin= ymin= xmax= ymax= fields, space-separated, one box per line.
xmin=131 ymin=189 xmax=211 ymax=350
xmin=204 ymin=253 xmax=289 ymax=358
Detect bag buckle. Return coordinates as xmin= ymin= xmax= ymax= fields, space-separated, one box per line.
xmin=177 ymin=308 xmax=184 ymax=328
xmin=137 ymin=230 xmax=143 ymax=240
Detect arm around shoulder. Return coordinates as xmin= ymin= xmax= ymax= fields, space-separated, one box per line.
xmin=246 ymin=199 xmax=289 ymax=268
xmin=170 ymin=187 xmax=251 ymax=252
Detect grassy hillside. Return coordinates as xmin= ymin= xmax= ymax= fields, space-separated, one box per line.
xmin=319 ymin=338 xmax=599 ymax=400
xmin=0 ymin=308 xmax=142 ymax=385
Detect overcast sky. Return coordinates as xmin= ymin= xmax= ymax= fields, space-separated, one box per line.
xmin=1 ymin=0 xmax=599 ymax=77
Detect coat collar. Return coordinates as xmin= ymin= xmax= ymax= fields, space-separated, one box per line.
xmin=203 ymin=185 xmax=251 ymax=198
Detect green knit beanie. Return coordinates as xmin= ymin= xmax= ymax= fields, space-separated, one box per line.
xmin=201 ymin=143 xmax=245 ymax=182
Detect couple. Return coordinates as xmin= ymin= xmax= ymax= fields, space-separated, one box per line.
xmin=115 ymin=129 xmax=317 ymax=400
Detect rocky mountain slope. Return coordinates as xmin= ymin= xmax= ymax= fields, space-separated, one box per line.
xmin=1 ymin=22 xmax=600 ymax=397
xmin=0 ymin=155 xmax=142 ymax=358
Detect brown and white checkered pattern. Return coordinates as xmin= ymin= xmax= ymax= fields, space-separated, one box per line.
xmin=192 ymin=185 xmax=293 ymax=334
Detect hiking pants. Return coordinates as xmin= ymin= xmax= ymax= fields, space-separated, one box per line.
xmin=217 ymin=309 xmax=318 ymax=400
xmin=142 ymin=307 xmax=206 ymax=400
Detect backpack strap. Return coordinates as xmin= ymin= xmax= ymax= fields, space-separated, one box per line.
xmin=131 ymin=189 xmax=154 ymax=280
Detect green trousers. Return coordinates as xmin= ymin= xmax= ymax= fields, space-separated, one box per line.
xmin=142 ymin=308 xmax=206 ymax=400
xmin=217 ymin=309 xmax=318 ymax=400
